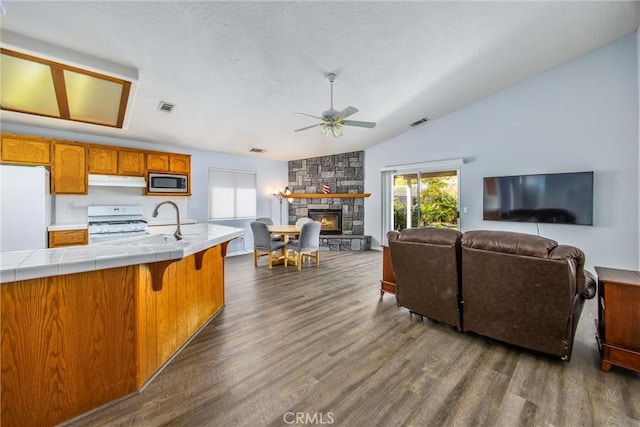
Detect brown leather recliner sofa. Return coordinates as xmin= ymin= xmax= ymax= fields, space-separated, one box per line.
xmin=387 ymin=227 xmax=463 ymax=330
xmin=387 ymin=228 xmax=596 ymax=360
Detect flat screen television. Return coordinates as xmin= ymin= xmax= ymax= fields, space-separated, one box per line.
xmin=483 ymin=171 xmax=594 ymax=225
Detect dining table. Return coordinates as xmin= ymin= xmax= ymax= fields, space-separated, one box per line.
xmin=267 ymin=224 xmax=301 ymax=266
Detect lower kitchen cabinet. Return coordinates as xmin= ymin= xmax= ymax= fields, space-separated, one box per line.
xmin=1 ymin=242 xmax=228 ymax=427
xmin=48 ymin=230 xmax=88 ymax=248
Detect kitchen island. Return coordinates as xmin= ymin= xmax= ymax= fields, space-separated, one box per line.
xmin=0 ymin=224 xmax=243 ymax=427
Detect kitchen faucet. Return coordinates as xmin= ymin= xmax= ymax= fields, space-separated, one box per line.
xmin=152 ymin=201 xmax=183 ymax=240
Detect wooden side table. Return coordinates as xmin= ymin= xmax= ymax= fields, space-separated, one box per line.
xmin=594 ymin=266 xmax=640 ymax=372
xmin=380 ymin=245 xmax=396 ymax=297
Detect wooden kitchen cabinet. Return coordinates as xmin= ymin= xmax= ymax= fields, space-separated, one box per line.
xmin=169 ymin=153 xmax=190 ymax=173
xmin=89 ymin=146 xmax=145 ymax=177
xmin=49 ymin=229 xmax=88 ymax=248
xmin=1 ymin=133 xmax=51 ymax=165
xmin=118 ymin=150 xmax=145 ymax=176
xmin=146 ymin=152 xmax=170 ymax=171
xmin=3 ymin=133 xmax=192 ymax=195
xmin=88 ymin=146 xmax=118 ymax=174
xmin=147 ymin=152 xmax=190 ymax=173
xmin=52 ymin=142 xmax=87 ymax=194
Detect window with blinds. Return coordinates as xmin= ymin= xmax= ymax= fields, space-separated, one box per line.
xmin=208 ymin=168 xmax=257 ymax=220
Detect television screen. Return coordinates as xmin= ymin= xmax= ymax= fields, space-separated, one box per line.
xmin=483 ymin=171 xmax=594 ymax=225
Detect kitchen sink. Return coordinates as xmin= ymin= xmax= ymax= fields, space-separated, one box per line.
xmin=128 ymin=233 xmax=201 ymax=246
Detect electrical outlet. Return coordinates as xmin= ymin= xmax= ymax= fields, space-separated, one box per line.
xmin=463 ymin=207 xmax=468 ymax=214
xmin=189 ymin=202 xmax=198 ymax=209
xmin=67 ymin=201 xmax=76 ymax=209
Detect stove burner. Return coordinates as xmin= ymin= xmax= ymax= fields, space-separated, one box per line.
xmin=87 ymin=205 xmax=148 ymax=243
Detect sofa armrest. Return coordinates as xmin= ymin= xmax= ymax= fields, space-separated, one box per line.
xmin=583 ymin=270 xmax=596 ymax=299
xmin=387 ymin=231 xmax=400 ymax=242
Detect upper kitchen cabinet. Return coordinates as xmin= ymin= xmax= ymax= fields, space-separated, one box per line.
xmin=1 ymin=133 xmax=51 ymax=165
xmin=169 ymin=154 xmax=190 ymax=174
xmin=147 ymin=152 xmax=190 ymax=174
xmin=89 ymin=146 xmax=145 ymax=177
xmin=88 ymin=146 xmax=118 ymax=174
xmin=146 ymin=153 xmax=169 ymax=172
xmin=52 ymin=142 xmax=87 ymax=194
xmin=118 ymin=150 xmax=145 ymax=176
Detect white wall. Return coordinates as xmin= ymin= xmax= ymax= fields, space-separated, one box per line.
xmin=0 ymin=123 xmax=288 ymax=255
xmin=365 ymin=33 xmax=639 ymax=272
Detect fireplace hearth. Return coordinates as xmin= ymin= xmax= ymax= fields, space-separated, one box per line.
xmin=308 ymin=209 xmax=342 ymax=235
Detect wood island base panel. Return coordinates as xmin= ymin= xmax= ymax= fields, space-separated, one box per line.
xmin=1 ymin=244 xmax=227 ymax=427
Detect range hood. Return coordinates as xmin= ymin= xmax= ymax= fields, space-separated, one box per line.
xmin=88 ymin=174 xmax=147 ymax=188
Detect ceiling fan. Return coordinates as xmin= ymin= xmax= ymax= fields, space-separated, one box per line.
xmin=294 ymin=73 xmax=376 ymax=137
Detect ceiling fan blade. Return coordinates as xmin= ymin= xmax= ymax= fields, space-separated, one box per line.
xmin=343 ymin=120 xmax=376 ymax=128
xmin=294 ymin=124 xmax=321 ymax=132
xmin=336 ymin=106 xmax=359 ymax=120
xmin=294 ymin=112 xmax=323 ymax=120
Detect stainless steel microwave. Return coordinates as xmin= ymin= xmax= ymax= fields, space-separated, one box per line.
xmin=148 ymin=173 xmax=188 ymax=193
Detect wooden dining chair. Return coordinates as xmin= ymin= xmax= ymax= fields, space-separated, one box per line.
xmin=284 ymin=221 xmax=321 ymax=271
xmin=250 ymin=221 xmax=285 ymax=269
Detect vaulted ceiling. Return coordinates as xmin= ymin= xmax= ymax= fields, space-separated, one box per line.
xmin=1 ymin=1 xmax=638 ymax=161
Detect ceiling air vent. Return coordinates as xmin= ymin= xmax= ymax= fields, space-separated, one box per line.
xmin=157 ymin=101 xmax=175 ymax=113
xmin=410 ymin=117 xmax=429 ymax=127
xmin=250 ymin=148 xmax=265 ymax=153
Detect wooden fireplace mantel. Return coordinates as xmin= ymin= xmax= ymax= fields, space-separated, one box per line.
xmin=287 ymin=193 xmax=371 ymax=199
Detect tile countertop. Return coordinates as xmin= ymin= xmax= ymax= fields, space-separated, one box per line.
xmin=47 ymin=219 xmax=198 ymax=231
xmin=0 ymin=224 xmax=244 ymax=284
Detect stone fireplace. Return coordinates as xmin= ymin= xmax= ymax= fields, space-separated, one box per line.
xmin=288 ymin=151 xmax=370 ymax=251
xmin=308 ymin=209 xmax=342 ymax=235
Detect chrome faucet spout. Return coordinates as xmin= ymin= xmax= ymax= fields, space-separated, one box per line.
xmin=151 ymin=201 xmax=182 ymax=240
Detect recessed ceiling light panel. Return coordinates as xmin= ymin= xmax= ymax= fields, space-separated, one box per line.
xmin=0 ymin=30 xmax=138 ymax=129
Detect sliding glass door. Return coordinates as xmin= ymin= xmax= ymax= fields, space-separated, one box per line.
xmin=392 ymin=170 xmax=459 ymax=231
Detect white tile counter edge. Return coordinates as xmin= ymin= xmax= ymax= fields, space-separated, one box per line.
xmin=1 ymin=224 xmax=244 ymax=284
xmin=48 ymin=224 xmax=88 ymax=231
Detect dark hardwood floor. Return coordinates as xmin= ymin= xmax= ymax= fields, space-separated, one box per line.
xmin=67 ymin=251 xmax=639 ymax=427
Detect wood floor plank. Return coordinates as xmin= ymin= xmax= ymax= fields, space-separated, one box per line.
xmin=65 ymin=251 xmax=640 ymax=427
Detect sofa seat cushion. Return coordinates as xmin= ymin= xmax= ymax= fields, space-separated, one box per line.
xmin=461 ymin=230 xmax=557 ymax=258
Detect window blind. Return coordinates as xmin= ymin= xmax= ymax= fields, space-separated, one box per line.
xmin=208 ymin=168 xmax=257 ymax=220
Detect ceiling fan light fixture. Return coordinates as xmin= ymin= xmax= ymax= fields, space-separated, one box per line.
xmin=294 ymin=72 xmax=375 ymax=136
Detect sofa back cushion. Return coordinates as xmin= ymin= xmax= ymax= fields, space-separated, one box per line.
xmin=397 ymin=226 xmax=462 ymax=246
xmin=461 ymin=230 xmax=557 ymax=258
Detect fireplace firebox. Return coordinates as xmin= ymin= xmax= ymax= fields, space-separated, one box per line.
xmin=308 ymin=209 xmax=342 ymax=235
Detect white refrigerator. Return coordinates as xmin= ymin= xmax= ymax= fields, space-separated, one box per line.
xmin=0 ymin=165 xmax=52 ymax=252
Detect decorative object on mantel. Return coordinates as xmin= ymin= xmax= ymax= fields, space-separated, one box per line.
xmin=321 ymin=183 xmax=330 ymax=194
xmin=272 ymin=186 xmax=292 ymax=224
xmin=287 ymin=193 xmax=370 ymax=199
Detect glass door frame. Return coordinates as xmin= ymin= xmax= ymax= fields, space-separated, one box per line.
xmin=380 ymin=158 xmax=464 ymax=245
